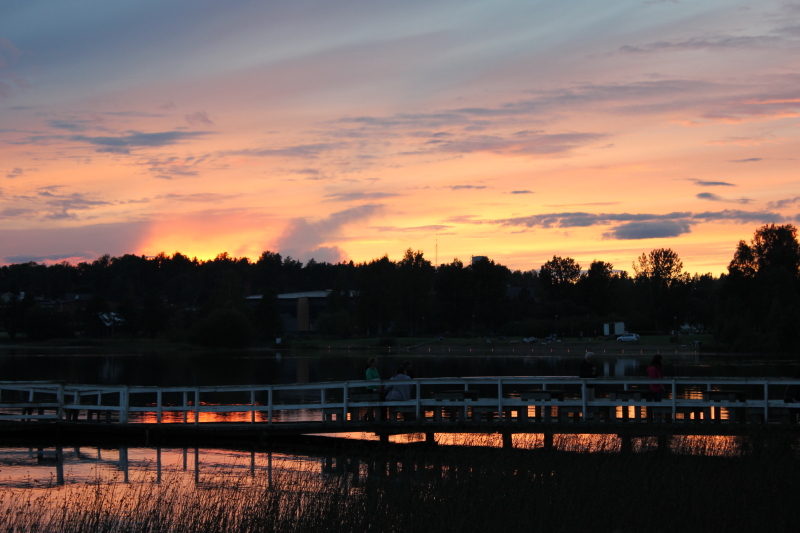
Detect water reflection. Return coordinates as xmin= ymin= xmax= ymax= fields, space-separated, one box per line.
xmin=0 ymin=431 xmax=773 ymax=492
xmin=0 ymin=350 xmax=797 ymax=388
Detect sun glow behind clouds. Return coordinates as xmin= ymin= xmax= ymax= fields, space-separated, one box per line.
xmin=1 ymin=0 xmax=799 ymax=274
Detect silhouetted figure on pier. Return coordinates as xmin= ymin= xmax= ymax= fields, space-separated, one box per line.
xmin=579 ymin=352 xmax=597 ymax=400
xmin=385 ymin=366 xmax=412 ymax=402
xmin=784 ymin=369 xmax=800 ymax=402
xmin=402 ymin=360 xmax=415 ymax=379
xmin=364 ymin=357 xmax=381 ymax=421
xmin=648 ymin=355 xmax=665 ymax=402
xmin=365 ymin=358 xmax=381 ymax=392
xmin=385 ymin=366 xmax=414 ymax=421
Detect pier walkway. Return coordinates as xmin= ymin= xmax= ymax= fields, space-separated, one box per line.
xmin=2 ymin=377 xmax=799 ymax=444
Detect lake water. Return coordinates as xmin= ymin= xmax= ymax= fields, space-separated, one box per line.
xmin=1 ymin=348 xmax=798 ymax=531
xmin=1 ymin=347 xmax=797 ymax=387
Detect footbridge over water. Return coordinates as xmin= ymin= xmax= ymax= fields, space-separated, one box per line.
xmin=2 ymin=377 xmax=799 ymax=447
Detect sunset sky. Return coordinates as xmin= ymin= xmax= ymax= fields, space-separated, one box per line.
xmin=1 ymin=0 xmax=798 ymax=275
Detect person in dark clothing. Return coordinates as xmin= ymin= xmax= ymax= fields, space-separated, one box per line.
xmin=579 ymin=352 xmax=597 ymax=400
xmin=784 ymin=368 xmax=800 ymax=403
xmin=784 ymin=368 xmax=800 ymax=422
xmin=647 ymin=355 xmax=665 ymax=402
xmin=402 ymin=360 xmax=415 ymax=379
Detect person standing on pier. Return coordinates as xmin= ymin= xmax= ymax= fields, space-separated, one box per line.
xmin=364 ymin=357 xmax=382 ymax=421
xmin=366 ymin=358 xmax=381 ymax=392
xmin=579 ymin=352 xmax=597 ymax=400
xmin=647 ymin=355 xmax=665 ymax=402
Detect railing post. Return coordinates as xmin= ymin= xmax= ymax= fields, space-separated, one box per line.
xmin=581 ymin=381 xmax=587 ymax=422
xmin=415 ymin=381 xmax=420 ymax=421
xmin=497 ymin=380 xmax=503 ymax=421
xmin=183 ymin=391 xmax=188 ymax=424
xmin=27 ymin=388 xmax=35 ymax=423
xmin=120 ymin=386 xmax=129 ymax=424
xmin=251 ymin=390 xmax=256 ymax=423
xmin=194 ymin=389 xmax=200 ymax=426
xmin=267 ymin=387 xmax=273 ymax=426
xmin=57 ymin=384 xmax=64 ymax=422
xmin=343 ymin=383 xmax=349 ymax=422
xmin=764 ymin=380 xmax=769 ymax=422
xmin=320 ymin=388 xmax=325 ymax=423
xmin=157 ymin=389 xmax=162 ymax=424
xmin=671 ymin=380 xmax=677 ymax=420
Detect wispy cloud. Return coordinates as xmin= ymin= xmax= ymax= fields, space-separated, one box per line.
xmin=324 ymin=192 xmax=400 ymax=202
xmin=510 ymin=190 xmax=533 ymax=194
xmin=482 ymin=209 xmax=785 ymax=240
xmin=430 ymin=132 xmax=607 ymax=156
xmin=156 ymin=193 xmax=239 ymax=203
xmin=6 ymin=167 xmax=24 ymax=178
xmin=619 ymin=35 xmax=782 ymax=54
xmin=71 ymin=131 xmax=211 ymax=154
xmin=223 ymin=143 xmax=346 ymax=159
xmin=143 ymin=156 xmax=205 ymax=180
xmin=729 ymin=158 xmax=763 ymax=163
xmin=0 ymin=37 xmax=27 ymax=99
xmin=372 ymin=224 xmax=452 ymax=233
xmin=185 ymin=111 xmax=214 ymax=125
xmin=696 ymin=192 xmax=752 ymax=204
xmin=691 ymin=179 xmax=736 ymax=187
xmin=602 ymin=220 xmax=694 ymax=240
xmin=692 ymin=209 xmax=784 ymax=223
xmin=37 ymin=190 xmax=112 ymax=220
xmin=48 ymin=119 xmax=93 ymax=132
xmin=768 ymin=196 xmax=800 ymax=209
xmin=493 ymin=211 xmax=693 ymax=229
xmin=0 ymin=207 xmax=36 ymax=219
xmin=449 ymin=185 xmax=487 ymax=190
xmin=274 ymin=204 xmax=385 ymax=263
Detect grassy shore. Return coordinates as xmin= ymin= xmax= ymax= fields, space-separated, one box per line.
xmin=0 ymin=435 xmax=796 ymax=532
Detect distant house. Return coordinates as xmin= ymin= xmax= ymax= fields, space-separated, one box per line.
xmin=56 ymin=293 xmax=92 ymax=313
xmin=246 ymin=291 xmax=357 ymax=333
xmin=603 ymin=322 xmax=626 ymax=336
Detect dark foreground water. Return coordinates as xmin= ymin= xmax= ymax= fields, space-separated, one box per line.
xmin=1 ymin=434 xmax=798 ymax=533
xmin=2 ymin=348 xmax=798 ymax=531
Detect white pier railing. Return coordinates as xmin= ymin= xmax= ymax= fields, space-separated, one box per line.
xmin=1 ymin=377 xmax=799 ymax=426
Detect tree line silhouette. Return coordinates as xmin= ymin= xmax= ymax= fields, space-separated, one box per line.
xmin=0 ymin=224 xmax=797 ymax=352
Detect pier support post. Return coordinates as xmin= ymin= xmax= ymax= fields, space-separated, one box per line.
xmin=502 ymin=432 xmax=513 ymax=449
xmin=543 ymin=432 xmax=554 ymax=451
xmin=379 ymin=432 xmax=389 ymax=445
xmin=619 ymin=434 xmax=632 ymax=454
xmin=657 ymin=434 xmax=670 ymax=453
xmin=425 ymin=432 xmax=437 ymax=445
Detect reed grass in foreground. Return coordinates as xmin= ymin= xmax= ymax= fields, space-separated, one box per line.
xmin=0 ymin=435 xmax=797 ymax=532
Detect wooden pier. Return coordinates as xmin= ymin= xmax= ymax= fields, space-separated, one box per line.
xmin=2 ymin=377 xmax=799 ymax=446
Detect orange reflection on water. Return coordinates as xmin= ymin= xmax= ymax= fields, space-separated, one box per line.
xmin=674 ymin=435 xmax=740 ymax=456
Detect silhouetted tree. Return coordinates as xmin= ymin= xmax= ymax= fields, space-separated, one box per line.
xmin=719 ymin=224 xmax=800 ymax=351
xmin=633 ymin=248 xmax=689 ymax=333
xmin=540 ymin=256 xmax=581 ymax=301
